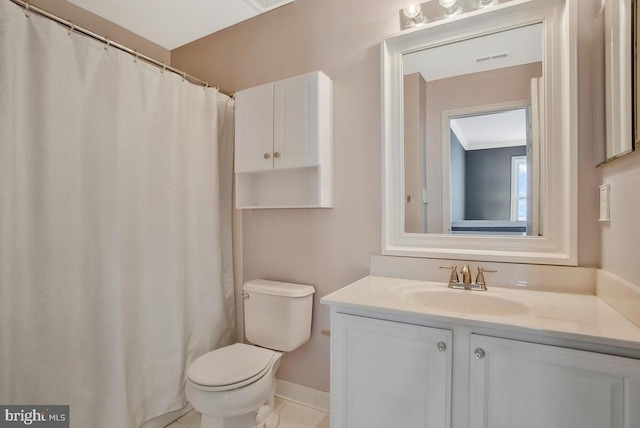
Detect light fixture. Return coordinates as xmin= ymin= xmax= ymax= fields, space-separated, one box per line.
xmin=401 ymin=3 xmax=426 ymax=29
xmin=398 ymin=0 xmax=514 ymax=31
xmin=439 ymin=0 xmax=461 ymax=16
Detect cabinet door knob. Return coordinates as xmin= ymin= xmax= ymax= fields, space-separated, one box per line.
xmin=437 ymin=342 xmax=447 ymax=352
xmin=263 ymin=153 xmax=271 ymax=159
xmin=474 ymin=348 xmax=486 ymax=359
xmin=273 ymin=151 xmax=280 ymax=158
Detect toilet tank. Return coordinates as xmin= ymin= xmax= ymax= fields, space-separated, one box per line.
xmin=243 ymin=279 xmax=315 ymax=352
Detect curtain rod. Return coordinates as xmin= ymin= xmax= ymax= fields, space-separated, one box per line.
xmin=9 ymin=0 xmax=235 ymax=98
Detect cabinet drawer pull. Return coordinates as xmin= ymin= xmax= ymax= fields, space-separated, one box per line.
xmin=474 ymin=348 xmax=486 ymax=359
xmin=263 ymin=153 xmax=271 ymax=159
xmin=273 ymin=151 xmax=280 ymax=158
xmin=437 ymin=342 xmax=447 ymax=352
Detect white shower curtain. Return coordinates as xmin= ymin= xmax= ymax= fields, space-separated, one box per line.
xmin=0 ymin=2 xmax=236 ymax=427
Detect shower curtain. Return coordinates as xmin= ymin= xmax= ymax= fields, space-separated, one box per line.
xmin=0 ymin=2 xmax=236 ymax=427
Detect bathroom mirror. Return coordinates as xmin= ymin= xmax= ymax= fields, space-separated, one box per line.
xmin=403 ymin=23 xmax=543 ymax=235
xmin=382 ymin=0 xmax=578 ymax=265
xmin=593 ymin=0 xmax=635 ymax=165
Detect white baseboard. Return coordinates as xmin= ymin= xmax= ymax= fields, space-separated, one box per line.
xmin=275 ymin=379 xmax=330 ymax=413
xmin=597 ymin=269 xmax=640 ymax=328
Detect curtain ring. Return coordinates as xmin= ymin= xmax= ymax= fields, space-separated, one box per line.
xmin=24 ymin=1 xmax=30 ymax=17
xmin=161 ymin=63 xmax=166 ymax=74
xmin=204 ymin=81 xmax=209 ymax=90
xmin=68 ymin=21 xmax=75 ymax=36
xmin=104 ymin=38 xmax=111 ymax=51
xmin=182 ymin=71 xmax=186 ymax=82
xmin=134 ymin=50 xmax=139 ymax=63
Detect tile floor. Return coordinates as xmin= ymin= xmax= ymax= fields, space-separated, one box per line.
xmin=165 ymin=396 xmax=329 ymax=428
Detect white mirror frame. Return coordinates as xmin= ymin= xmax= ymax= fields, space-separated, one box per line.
xmin=381 ymin=0 xmax=578 ymax=265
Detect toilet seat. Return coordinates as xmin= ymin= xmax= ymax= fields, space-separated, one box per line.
xmin=187 ymin=343 xmax=276 ymax=392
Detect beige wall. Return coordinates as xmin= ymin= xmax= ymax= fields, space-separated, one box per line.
xmin=28 ymin=0 xmax=170 ymax=63
xmin=171 ymin=0 xmax=603 ymax=393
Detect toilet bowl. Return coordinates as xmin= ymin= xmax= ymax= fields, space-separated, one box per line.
xmin=185 ymin=280 xmax=315 ymax=428
xmin=186 ymin=343 xmax=283 ymax=428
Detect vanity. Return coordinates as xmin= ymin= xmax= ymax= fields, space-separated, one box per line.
xmin=323 ymin=0 xmax=640 ymax=426
xmin=321 ymin=267 xmax=640 ymax=428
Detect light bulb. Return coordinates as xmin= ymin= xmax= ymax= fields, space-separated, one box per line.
xmin=439 ymin=0 xmax=461 ymax=15
xmin=439 ymin=0 xmax=457 ymax=7
xmin=478 ymin=0 xmax=497 ymax=7
xmin=402 ymin=4 xmax=422 ymax=19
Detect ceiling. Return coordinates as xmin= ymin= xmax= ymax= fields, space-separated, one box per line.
xmin=450 ymin=109 xmax=527 ymax=151
xmin=66 ymin=0 xmax=294 ymax=50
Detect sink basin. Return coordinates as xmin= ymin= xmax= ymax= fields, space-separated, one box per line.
xmin=389 ymin=284 xmax=551 ymax=316
xmin=402 ymin=289 xmax=529 ymax=315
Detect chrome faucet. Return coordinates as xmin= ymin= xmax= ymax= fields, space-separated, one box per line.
xmin=460 ymin=264 xmax=472 ymax=284
xmin=440 ymin=264 xmax=497 ymax=291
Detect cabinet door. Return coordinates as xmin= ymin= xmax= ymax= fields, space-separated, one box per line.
xmin=332 ymin=313 xmax=452 ymax=428
xmin=273 ymin=73 xmax=319 ymax=169
xmin=235 ymin=82 xmax=274 ymax=173
xmin=469 ymin=335 xmax=640 ymax=428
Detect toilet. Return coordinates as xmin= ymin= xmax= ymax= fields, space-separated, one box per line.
xmin=185 ymin=279 xmax=315 ymax=428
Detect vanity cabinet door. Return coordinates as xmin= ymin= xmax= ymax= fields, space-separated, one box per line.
xmin=469 ymin=335 xmax=640 ymax=428
xmin=331 ymin=313 xmax=452 ymax=428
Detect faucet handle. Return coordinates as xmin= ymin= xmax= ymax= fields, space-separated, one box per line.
xmin=475 ymin=267 xmax=497 ymax=290
xmin=440 ymin=265 xmax=459 ymax=286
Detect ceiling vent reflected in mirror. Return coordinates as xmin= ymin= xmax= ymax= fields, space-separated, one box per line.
xmin=475 ymin=51 xmax=511 ymax=63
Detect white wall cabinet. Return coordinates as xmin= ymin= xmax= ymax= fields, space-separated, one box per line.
xmin=332 ymin=313 xmax=452 ymax=428
xmin=331 ymin=311 xmax=640 ymax=428
xmin=234 ymin=71 xmax=332 ymax=208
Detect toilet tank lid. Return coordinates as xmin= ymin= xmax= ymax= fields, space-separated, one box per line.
xmin=243 ymin=279 xmax=315 ymax=297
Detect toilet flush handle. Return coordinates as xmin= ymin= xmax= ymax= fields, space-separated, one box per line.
xmin=241 ymin=292 xmax=250 ymax=300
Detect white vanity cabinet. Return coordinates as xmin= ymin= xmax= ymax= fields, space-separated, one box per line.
xmin=234 ymin=71 xmax=333 ymax=208
xmin=330 ymin=310 xmax=640 ymax=428
xmin=331 ymin=313 xmax=452 ymax=428
xmin=469 ymin=335 xmax=640 ymax=428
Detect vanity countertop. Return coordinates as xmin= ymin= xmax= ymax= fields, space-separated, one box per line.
xmin=321 ymin=275 xmax=640 ymax=351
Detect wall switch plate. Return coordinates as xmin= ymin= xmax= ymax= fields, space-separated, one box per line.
xmin=599 ymin=184 xmax=610 ymax=222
